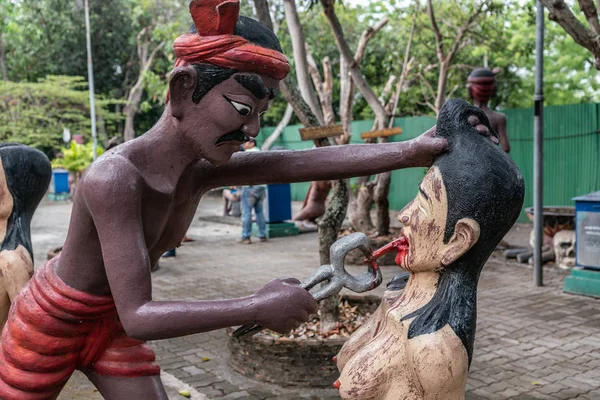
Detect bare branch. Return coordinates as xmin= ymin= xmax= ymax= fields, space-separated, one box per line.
xmin=389 ymin=8 xmax=417 ymax=127
xmin=253 ymin=0 xmax=274 ymax=31
xmin=578 ymin=0 xmax=600 ymax=35
xmin=306 ymin=43 xmax=325 ymax=98
xmin=321 ymin=57 xmax=335 ymax=125
xmin=447 ymin=83 xmax=460 ymax=99
xmin=262 ymin=103 xmax=294 ymax=150
xmin=339 ymin=17 xmax=389 ymax=143
xmin=379 ymin=75 xmax=397 ymax=105
xmin=283 ymin=0 xmax=325 ymax=124
xmin=427 ymin=0 xmax=444 ymax=62
xmin=541 ymin=0 xmax=600 ymax=69
xmin=355 ymin=18 xmax=389 ymax=62
xmin=320 ymin=0 xmax=389 ymax=124
xmin=418 ymin=71 xmax=436 ymax=102
xmin=446 ymin=1 xmax=488 ymax=63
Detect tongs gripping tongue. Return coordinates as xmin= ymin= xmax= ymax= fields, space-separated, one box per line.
xmin=367 ymin=235 xmax=409 ymax=267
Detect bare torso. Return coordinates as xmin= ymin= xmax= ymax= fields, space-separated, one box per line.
xmin=56 ymin=140 xmax=206 ymax=296
xmin=336 ymin=275 xmax=468 ymax=400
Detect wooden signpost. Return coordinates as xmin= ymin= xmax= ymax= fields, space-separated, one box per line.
xmin=299 ymin=125 xmax=344 ymax=141
xmin=361 ymin=127 xmax=402 ymax=140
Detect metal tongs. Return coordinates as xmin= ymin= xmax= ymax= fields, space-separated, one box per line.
xmin=232 ymin=232 xmax=383 ymax=340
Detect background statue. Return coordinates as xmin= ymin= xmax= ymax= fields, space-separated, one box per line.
xmin=0 ymin=1 xmax=446 ymax=399
xmin=467 ymin=67 xmax=511 ymax=153
xmin=0 ymin=144 xmax=51 ymax=329
xmin=334 ymin=99 xmax=525 ymax=400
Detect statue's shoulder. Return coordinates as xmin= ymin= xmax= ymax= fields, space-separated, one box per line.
xmin=80 ymin=153 xmax=143 ymax=200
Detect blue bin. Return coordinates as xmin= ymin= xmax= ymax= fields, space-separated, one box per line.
xmin=52 ymin=169 xmax=70 ymax=194
xmin=265 ymin=184 xmax=292 ymax=223
xmin=573 ymin=191 xmax=600 ymax=270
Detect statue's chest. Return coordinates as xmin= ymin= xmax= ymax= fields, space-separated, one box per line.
xmin=141 ymin=179 xmax=202 ymax=252
xmin=338 ymin=315 xmax=468 ymax=400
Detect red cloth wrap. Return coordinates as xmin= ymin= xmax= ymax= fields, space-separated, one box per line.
xmin=172 ymin=0 xmax=289 ymax=82
xmin=468 ymin=76 xmax=496 ymax=103
xmin=173 ymin=34 xmax=290 ymax=80
xmin=0 ymin=258 xmax=160 ymax=400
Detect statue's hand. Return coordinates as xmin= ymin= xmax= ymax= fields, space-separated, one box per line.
xmin=468 ymin=115 xmax=500 ymax=145
xmin=410 ymin=125 xmax=448 ymax=165
xmin=252 ymin=278 xmax=318 ymax=334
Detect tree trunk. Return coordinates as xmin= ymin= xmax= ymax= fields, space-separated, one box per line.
xmin=320 ymin=0 xmax=389 ymax=126
xmin=123 ymin=81 xmax=145 ymax=141
xmin=255 ymin=0 xmax=346 ymax=336
xmin=253 ymin=0 xmax=273 ymax=31
xmin=317 ymin=180 xmax=348 ymax=333
xmin=434 ymin=60 xmax=450 ymax=115
xmin=261 ymin=103 xmax=293 ymax=150
xmin=0 ymin=37 xmax=8 ymax=81
xmin=349 ymin=179 xmax=375 ymax=233
xmin=283 ymin=0 xmax=324 ymax=125
xmin=123 ymin=32 xmax=165 ymax=142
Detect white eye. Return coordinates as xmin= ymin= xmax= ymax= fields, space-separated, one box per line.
xmin=224 ymin=96 xmax=252 ymax=117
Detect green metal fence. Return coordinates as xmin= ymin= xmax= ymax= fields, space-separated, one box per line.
xmin=256 ymin=103 xmax=600 ymax=221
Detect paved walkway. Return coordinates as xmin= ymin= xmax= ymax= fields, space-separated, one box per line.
xmin=27 ymin=197 xmax=600 ymax=400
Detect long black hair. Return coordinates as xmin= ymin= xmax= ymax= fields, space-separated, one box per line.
xmin=0 ymin=144 xmax=52 ymax=261
xmin=401 ymin=99 xmax=525 ymax=365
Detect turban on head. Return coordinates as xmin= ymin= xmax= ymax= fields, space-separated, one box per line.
xmin=173 ymin=0 xmax=290 ymax=80
xmin=467 ymin=68 xmax=497 ymax=103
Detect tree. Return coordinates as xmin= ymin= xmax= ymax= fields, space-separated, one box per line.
xmin=540 ymin=0 xmax=600 ymax=69
xmin=6 ymin=0 xmax=136 ymax=95
xmin=123 ymin=0 xmax=188 ymax=141
xmin=412 ymin=0 xmax=506 ymax=115
xmin=0 ymin=76 xmax=122 ymax=156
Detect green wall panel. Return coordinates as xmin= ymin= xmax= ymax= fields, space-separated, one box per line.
xmin=257 ymin=104 xmax=600 ymax=218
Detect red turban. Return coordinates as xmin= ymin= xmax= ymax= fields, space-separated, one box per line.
xmin=467 ymin=69 xmax=497 ymax=103
xmin=173 ymin=0 xmax=290 ymax=80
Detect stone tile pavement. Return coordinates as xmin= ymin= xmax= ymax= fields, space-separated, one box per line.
xmin=27 ymin=196 xmax=600 ymax=400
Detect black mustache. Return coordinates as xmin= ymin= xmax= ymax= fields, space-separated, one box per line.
xmin=216 ymin=130 xmax=248 ymax=145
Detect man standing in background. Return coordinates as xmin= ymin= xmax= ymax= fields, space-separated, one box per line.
xmin=240 ymin=138 xmax=267 ymax=244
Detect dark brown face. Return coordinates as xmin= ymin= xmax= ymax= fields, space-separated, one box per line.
xmin=177 ymin=72 xmax=279 ymax=164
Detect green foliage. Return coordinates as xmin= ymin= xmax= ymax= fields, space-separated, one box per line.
xmin=0 ymin=76 xmax=123 ymax=155
xmin=3 ymin=0 xmax=600 ymax=134
xmin=51 ymin=140 xmax=105 ymax=173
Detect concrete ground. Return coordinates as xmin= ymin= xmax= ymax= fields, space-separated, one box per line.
xmin=25 ymin=196 xmax=600 ymax=400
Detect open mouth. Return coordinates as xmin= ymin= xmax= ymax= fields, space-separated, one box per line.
xmin=216 ymin=130 xmax=249 ymax=145
xmin=368 ymin=234 xmax=410 ymax=268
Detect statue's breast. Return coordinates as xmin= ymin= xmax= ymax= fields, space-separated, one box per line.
xmin=337 ymin=313 xmax=469 ymax=400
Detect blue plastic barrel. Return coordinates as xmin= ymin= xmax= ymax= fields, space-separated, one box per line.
xmin=265 ymin=184 xmax=292 ymax=223
xmin=52 ymin=169 xmax=70 ymax=194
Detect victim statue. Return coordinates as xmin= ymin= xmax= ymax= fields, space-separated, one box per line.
xmin=334 ymin=99 xmax=525 ymax=399
xmin=0 ymin=144 xmax=51 ymax=329
xmin=0 ymin=1 xmax=447 ymax=399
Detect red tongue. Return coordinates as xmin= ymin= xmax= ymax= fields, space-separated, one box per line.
xmin=369 ymin=236 xmax=409 ymax=267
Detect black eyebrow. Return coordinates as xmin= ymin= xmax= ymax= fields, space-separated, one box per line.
xmin=234 ymin=75 xmax=270 ymax=100
xmin=419 ymin=186 xmax=430 ymax=201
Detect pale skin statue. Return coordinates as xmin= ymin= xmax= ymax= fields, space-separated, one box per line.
xmin=335 ymin=167 xmax=480 ymax=400
xmin=0 ymin=145 xmax=50 ymax=330
xmin=53 ymin=64 xmax=448 ymax=398
xmin=0 ymin=161 xmax=32 ymax=328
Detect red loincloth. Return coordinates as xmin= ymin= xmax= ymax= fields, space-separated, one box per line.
xmin=0 ymin=258 xmax=160 ymax=400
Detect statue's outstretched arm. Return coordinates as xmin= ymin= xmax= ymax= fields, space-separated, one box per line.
xmin=199 ymin=127 xmax=446 ymax=189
